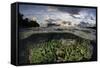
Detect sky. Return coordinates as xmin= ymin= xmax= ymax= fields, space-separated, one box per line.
xmin=19 ymin=4 xmax=96 ymax=27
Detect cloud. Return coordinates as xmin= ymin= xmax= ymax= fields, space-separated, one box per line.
xmin=56 ymin=7 xmax=82 ymax=14
xmin=19 ymin=4 xmax=96 ymax=27
xmin=32 ymin=16 xmax=37 ymax=21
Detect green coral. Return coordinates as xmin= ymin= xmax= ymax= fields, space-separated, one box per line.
xmin=28 ymin=39 xmax=93 ymax=64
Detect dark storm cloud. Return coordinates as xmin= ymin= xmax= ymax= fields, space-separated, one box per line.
xmin=56 ymin=7 xmax=82 ymax=14
xmin=53 ymin=6 xmax=96 ymax=16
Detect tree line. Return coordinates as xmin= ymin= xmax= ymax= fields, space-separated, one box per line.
xmin=18 ymin=13 xmax=40 ymax=28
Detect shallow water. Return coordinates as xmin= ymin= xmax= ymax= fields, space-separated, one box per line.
xmin=18 ymin=32 xmax=97 ymax=64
